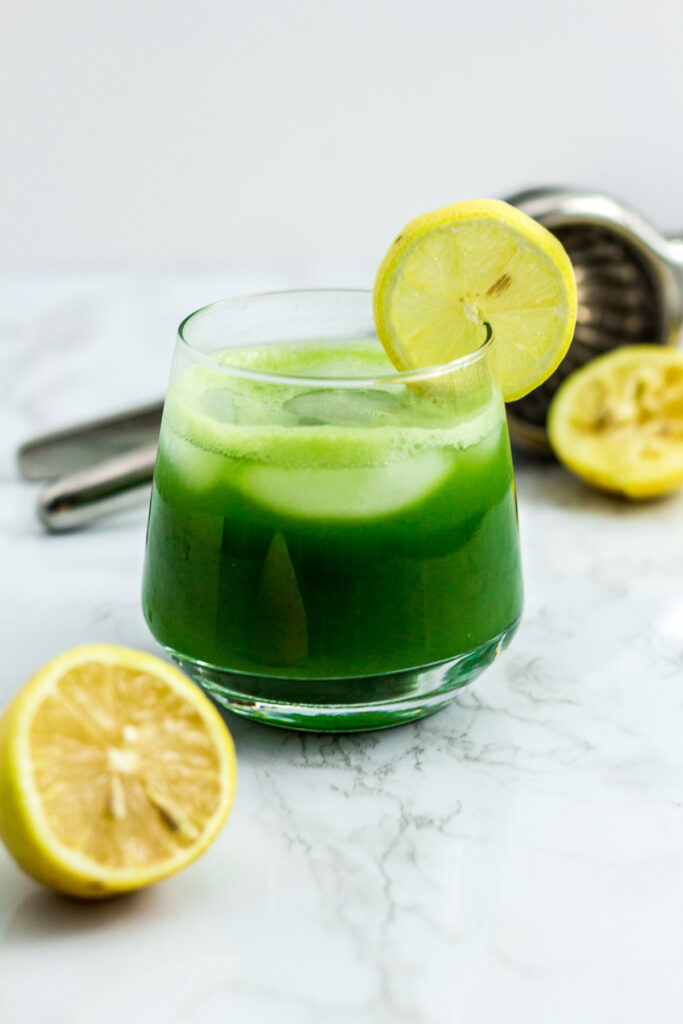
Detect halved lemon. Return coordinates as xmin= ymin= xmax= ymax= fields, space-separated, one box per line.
xmin=373 ymin=199 xmax=577 ymax=401
xmin=0 ymin=645 xmax=236 ymax=898
xmin=548 ymin=345 xmax=683 ymax=498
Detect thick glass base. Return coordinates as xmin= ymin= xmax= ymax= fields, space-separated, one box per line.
xmin=168 ymin=619 xmax=520 ymax=732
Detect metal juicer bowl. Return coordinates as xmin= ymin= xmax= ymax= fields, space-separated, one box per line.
xmin=504 ymin=187 xmax=683 ymax=452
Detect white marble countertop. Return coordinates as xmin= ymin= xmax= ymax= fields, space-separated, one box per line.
xmin=2 ymin=272 xmax=683 ymax=1024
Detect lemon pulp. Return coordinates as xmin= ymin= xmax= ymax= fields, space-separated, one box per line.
xmin=548 ymin=345 xmax=683 ymax=498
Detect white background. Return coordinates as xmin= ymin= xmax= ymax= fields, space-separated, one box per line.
xmin=2 ymin=0 xmax=683 ymax=283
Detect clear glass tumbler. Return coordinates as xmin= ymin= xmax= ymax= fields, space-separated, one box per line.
xmin=142 ymin=290 xmax=522 ymax=730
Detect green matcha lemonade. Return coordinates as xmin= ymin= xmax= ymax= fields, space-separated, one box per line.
xmin=143 ymin=204 xmax=577 ymax=730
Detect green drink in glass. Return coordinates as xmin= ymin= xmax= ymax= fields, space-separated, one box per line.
xmin=142 ymin=290 xmax=523 ymax=730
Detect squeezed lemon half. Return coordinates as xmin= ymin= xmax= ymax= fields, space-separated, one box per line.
xmin=548 ymin=345 xmax=683 ymax=498
xmin=373 ymin=199 xmax=577 ymax=401
xmin=0 ymin=645 xmax=236 ymax=898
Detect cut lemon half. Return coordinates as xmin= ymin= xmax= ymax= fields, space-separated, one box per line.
xmin=0 ymin=645 xmax=236 ymax=898
xmin=373 ymin=199 xmax=577 ymax=401
xmin=548 ymin=345 xmax=683 ymax=498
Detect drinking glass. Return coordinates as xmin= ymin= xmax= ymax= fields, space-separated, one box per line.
xmin=142 ymin=290 xmax=523 ymax=730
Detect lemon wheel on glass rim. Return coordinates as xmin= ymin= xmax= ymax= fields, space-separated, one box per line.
xmin=373 ymin=199 xmax=577 ymax=401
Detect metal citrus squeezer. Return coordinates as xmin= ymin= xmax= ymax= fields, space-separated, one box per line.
xmin=505 ymin=187 xmax=683 ymax=450
xmin=18 ymin=187 xmax=683 ymax=530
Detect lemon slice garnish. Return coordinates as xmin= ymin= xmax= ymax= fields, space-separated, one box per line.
xmin=373 ymin=199 xmax=577 ymax=401
xmin=548 ymin=345 xmax=683 ymax=498
xmin=0 ymin=645 xmax=236 ymax=898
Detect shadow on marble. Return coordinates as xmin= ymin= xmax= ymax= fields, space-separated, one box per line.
xmin=3 ymin=885 xmax=155 ymax=946
xmin=210 ymin=698 xmax=430 ymax=754
xmin=207 ymin=688 xmax=508 ymax=780
xmin=513 ymin=455 xmax=681 ymax=517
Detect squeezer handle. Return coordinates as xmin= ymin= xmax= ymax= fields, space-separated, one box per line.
xmin=37 ymin=442 xmax=158 ymax=532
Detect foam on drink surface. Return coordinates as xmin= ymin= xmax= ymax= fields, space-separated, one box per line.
xmin=161 ymin=340 xmax=504 ymax=519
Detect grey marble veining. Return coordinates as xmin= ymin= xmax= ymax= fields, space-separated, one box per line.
xmin=2 ymin=272 xmax=683 ymax=1024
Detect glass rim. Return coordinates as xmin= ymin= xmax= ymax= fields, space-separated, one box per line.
xmin=177 ymin=288 xmax=494 ymax=388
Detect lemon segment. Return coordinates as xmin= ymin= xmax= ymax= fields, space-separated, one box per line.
xmin=548 ymin=345 xmax=683 ymax=498
xmin=0 ymin=645 xmax=236 ymax=898
xmin=373 ymin=199 xmax=577 ymax=401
